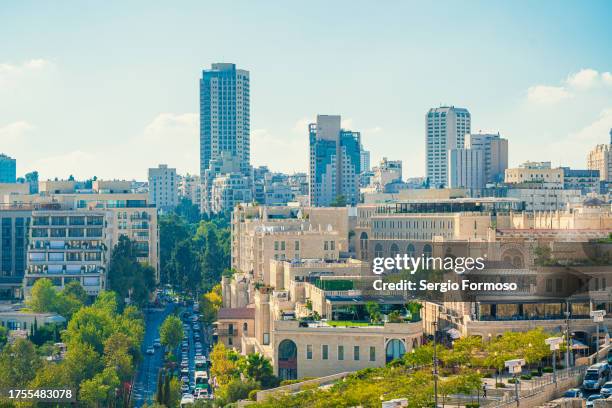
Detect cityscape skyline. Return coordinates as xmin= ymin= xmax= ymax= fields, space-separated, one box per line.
xmin=1 ymin=1 xmax=612 ymax=180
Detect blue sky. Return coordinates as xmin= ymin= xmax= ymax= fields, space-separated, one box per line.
xmin=1 ymin=1 xmax=612 ymax=180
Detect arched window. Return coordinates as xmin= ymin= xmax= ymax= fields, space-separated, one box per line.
xmin=278 ymin=339 xmax=298 ymax=380
xmin=374 ymin=243 xmax=384 ymax=258
xmin=385 ymin=339 xmax=406 ymax=363
xmin=406 ymin=244 xmax=415 ymax=257
xmin=359 ymin=232 xmax=369 ymax=259
xmin=243 ymin=322 xmax=248 ymax=332
xmin=389 ymin=243 xmax=399 ymax=257
xmin=423 ymin=244 xmax=433 ymax=258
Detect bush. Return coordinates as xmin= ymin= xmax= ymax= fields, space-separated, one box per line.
xmin=482 ymin=372 xmax=493 ymax=378
xmin=530 ymin=370 xmax=542 ymax=377
xmin=542 ymin=367 xmax=553 ymax=373
xmin=508 ymin=378 xmax=518 ymax=384
xmin=520 ymin=374 xmax=532 ymax=380
xmin=465 ymin=404 xmax=480 ymax=408
xmin=248 ymin=389 xmax=260 ymax=401
xmin=496 ymin=382 xmax=506 ymax=388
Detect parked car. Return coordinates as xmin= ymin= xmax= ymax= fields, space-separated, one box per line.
xmin=563 ymin=388 xmax=584 ymax=398
xmin=583 ymin=363 xmax=609 ymax=391
xmin=153 ymin=339 xmax=162 ymax=348
xmin=586 ymin=394 xmax=603 ymax=408
xmin=146 ymin=346 xmax=155 ymax=355
xmin=601 ymin=381 xmax=612 ymax=398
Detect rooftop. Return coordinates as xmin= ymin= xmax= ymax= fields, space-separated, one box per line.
xmin=217 ymin=307 xmax=255 ymax=320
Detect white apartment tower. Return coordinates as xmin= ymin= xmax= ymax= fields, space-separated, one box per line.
xmin=148 ymin=164 xmax=178 ymax=211
xmin=587 ymin=129 xmax=612 ymax=182
xmin=425 ymin=106 xmax=471 ymax=188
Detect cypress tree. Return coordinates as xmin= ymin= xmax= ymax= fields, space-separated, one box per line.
xmin=156 ymin=370 xmax=164 ymax=403
xmin=163 ymin=373 xmax=171 ymax=407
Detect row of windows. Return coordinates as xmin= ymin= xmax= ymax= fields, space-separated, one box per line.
xmin=305 ymin=344 xmax=375 ymax=362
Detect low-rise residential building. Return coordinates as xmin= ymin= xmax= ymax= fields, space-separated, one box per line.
xmin=214 ymin=307 xmax=255 ymax=351
xmin=505 ymin=162 xmax=564 ymax=186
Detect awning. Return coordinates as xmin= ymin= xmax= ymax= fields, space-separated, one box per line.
xmin=446 ymin=328 xmax=461 ymax=339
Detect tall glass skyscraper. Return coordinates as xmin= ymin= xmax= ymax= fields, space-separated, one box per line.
xmin=0 ymin=154 xmax=16 ymax=183
xmin=309 ymin=115 xmax=361 ymax=206
xmin=425 ymin=106 xmax=471 ymax=188
xmin=199 ymin=63 xmax=250 ymax=176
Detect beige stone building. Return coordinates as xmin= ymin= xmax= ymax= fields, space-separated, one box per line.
xmin=504 ymin=166 xmax=564 ymax=185
xmin=231 ymin=205 xmax=349 ymax=282
xmin=215 ymin=307 xmax=255 ymax=351
xmin=587 ymin=142 xmax=612 ymax=182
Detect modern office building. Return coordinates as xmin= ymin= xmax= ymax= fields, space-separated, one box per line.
xmin=425 ymin=106 xmax=471 ymax=188
xmin=448 ymin=148 xmax=485 ymax=189
xmin=587 ymin=130 xmax=612 ymax=182
xmin=148 ymin=164 xmax=178 ymax=211
xmin=0 ymin=154 xmax=17 ymax=183
xmin=199 ymin=63 xmax=250 ymax=177
xmin=0 ymin=208 xmax=30 ymax=299
xmin=562 ymin=168 xmax=600 ymax=193
xmin=464 ymin=132 xmax=508 ymax=183
xmin=308 ymin=115 xmax=361 ymax=206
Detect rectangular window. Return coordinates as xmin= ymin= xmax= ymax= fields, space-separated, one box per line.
xmin=322 ymin=345 xmax=328 ymax=360
xmin=338 ymin=345 xmax=344 ymax=360
xmin=294 ymin=241 xmax=300 ymax=250
xmin=274 ymin=241 xmax=279 ymax=251
xmin=324 ymin=241 xmax=329 ymax=250
xmin=555 ymin=278 xmax=563 ymax=292
xmin=330 ymin=241 xmax=335 ymax=250
xmin=306 ymin=344 xmax=313 ymax=360
xmin=369 ymin=346 xmax=376 ymax=362
xmin=281 ymin=241 xmax=285 ymax=250
xmin=354 ymin=346 xmax=360 ymax=361
xmin=545 ymin=279 xmax=552 ymax=292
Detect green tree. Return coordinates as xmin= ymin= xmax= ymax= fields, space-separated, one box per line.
xmin=107 ymin=236 xmax=155 ymax=306
xmin=217 ymin=379 xmax=260 ymax=405
xmin=244 ymin=353 xmax=277 ymax=388
xmin=330 ymin=195 xmax=347 ymax=207
xmin=27 ymin=278 xmax=59 ymax=312
xmin=159 ymin=214 xmax=191 ymax=285
xmin=160 ymin=315 xmax=183 ymax=351
xmin=365 ymin=301 xmax=381 ymax=323
xmin=210 ymin=342 xmax=239 ymax=386
xmin=171 ymin=240 xmax=201 ymax=293
xmin=79 ymin=367 xmax=120 ymax=407
xmin=0 ymin=338 xmax=41 ymax=388
xmin=201 ymin=284 xmax=223 ymax=323
xmin=63 ymin=280 xmax=89 ymax=304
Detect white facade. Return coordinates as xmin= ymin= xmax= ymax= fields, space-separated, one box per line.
xmin=148 ymin=164 xmax=178 ymax=211
xmin=506 ymin=188 xmax=582 ymax=211
xmin=426 ymin=106 xmax=471 ymax=188
xmin=587 ymin=142 xmax=612 ymax=182
xmin=448 ymin=148 xmax=485 ymax=189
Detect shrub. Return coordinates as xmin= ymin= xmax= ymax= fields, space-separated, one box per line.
xmin=520 ymin=374 xmax=532 ymax=380
xmin=496 ymin=382 xmax=506 ymax=388
xmin=465 ymin=404 xmax=480 ymax=408
xmin=248 ymin=389 xmax=260 ymax=401
xmin=508 ymin=378 xmax=518 ymax=384
xmin=482 ymin=372 xmax=493 ymax=378
xmin=542 ymin=367 xmax=553 ymax=373
xmin=530 ymin=370 xmax=542 ymax=377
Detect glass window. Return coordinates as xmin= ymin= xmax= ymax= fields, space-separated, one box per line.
xmin=354 ymin=346 xmax=360 ymax=361
xmin=322 ymin=345 xmax=328 ymax=360
xmin=338 ymin=345 xmax=344 ymax=360
xmin=306 ymin=344 xmax=313 ymax=360
xmin=370 ymin=346 xmax=376 ymax=362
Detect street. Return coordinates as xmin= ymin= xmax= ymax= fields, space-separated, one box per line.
xmin=133 ymin=302 xmax=175 ymax=407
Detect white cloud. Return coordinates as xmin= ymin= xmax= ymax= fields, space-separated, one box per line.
xmin=251 ymin=128 xmax=308 ymax=173
xmin=566 ymin=68 xmax=600 ymax=89
xmin=33 ymin=151 xmax=97 ymax=179
xmin=526 ymin=68 xmax=612 ymax=105
xmin=292 ymin=117 xmax=313 ymax=134
xmin=526 ymin=85 xmax=571 ymax=104
xmin=341 ymin=117 xmax=353 ymax=129
xmin=0 ymin=59 xmax=54 ymax=89
xmin=0 ymin=121 xmax=35 ymax=144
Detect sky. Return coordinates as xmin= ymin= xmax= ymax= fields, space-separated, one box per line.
xmin=1 ymin=1 xmax=612 ymax=181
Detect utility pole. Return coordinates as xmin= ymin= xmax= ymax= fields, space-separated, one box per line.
xmin=564 ymin=302 xmax=571 ymax=369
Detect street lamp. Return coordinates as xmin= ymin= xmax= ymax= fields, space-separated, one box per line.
xmin=505 ymin=358 xmax=525 ymax=406
xmin=432 ymin=319 xmax=439 ymax=408
xmin=591 ymin=310 xmax=605 ymax=362
xmin=545 ymin=337 xmax=563 ymax=385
